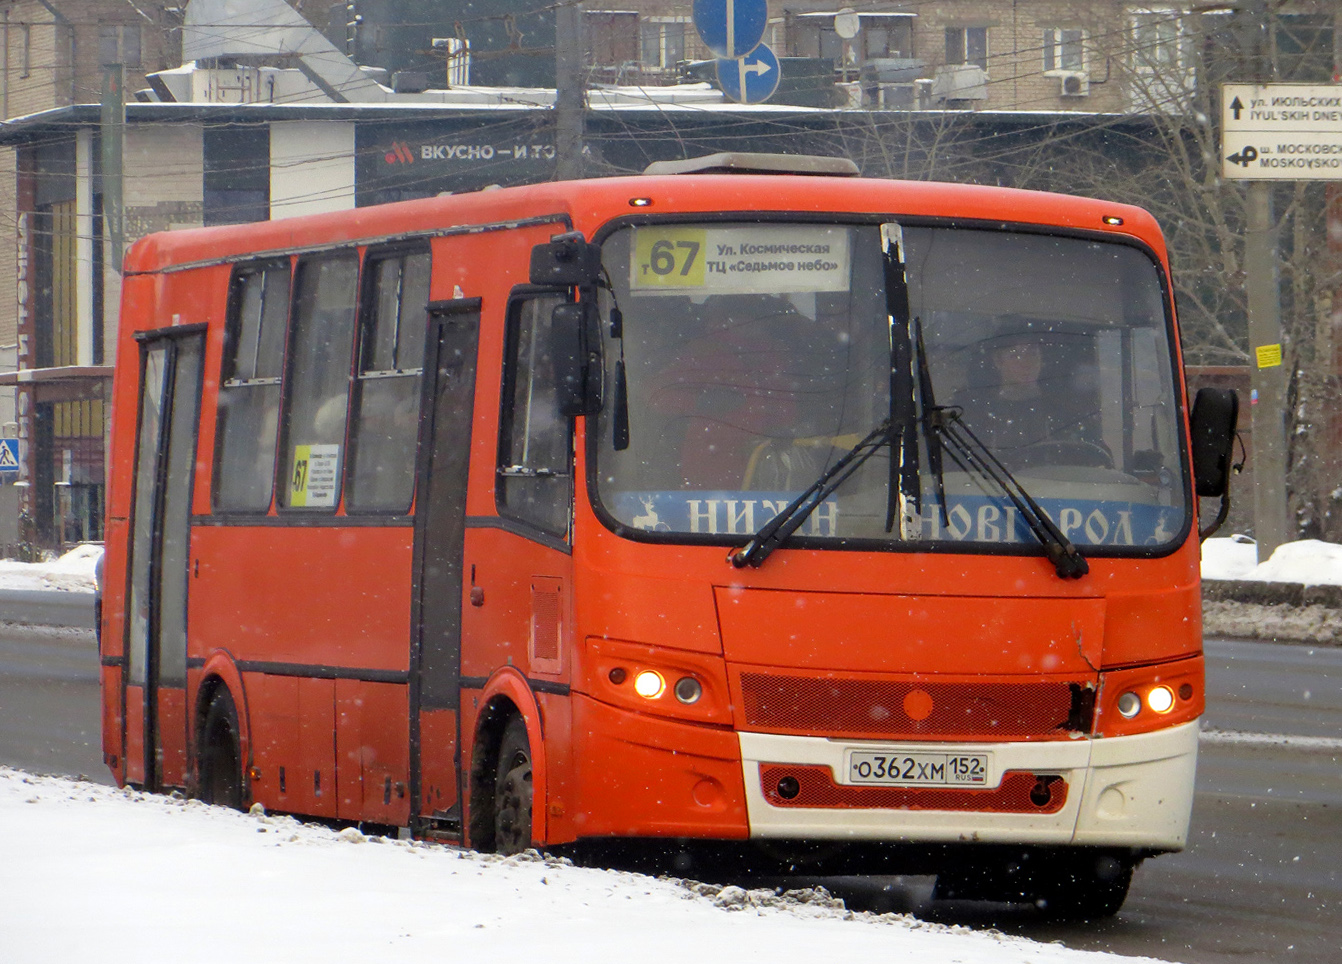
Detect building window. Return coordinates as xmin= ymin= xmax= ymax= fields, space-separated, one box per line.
xmin=945 ymin=26 xmax=988 ymax=69
xmin=789 ymin=14 xmax=913 ymax=63
xmin=99 ymin=25 xmax=142 ymax=68
xmin=1130 ymin=9 xmax=1187 ymax=72
xmin=203 ymin=125 xmax=270 ymax=226
xmin=278 ymin=254 xmax=360 ymax=511
xmin=585 ymin=11 xmax=638 ymax=69
xmin=1043 ymin=28 xmax=1085 ymax=72
xmin=640 ymin=20 xmax=686 ymax=70
xmin=497 ymin=294 xmax=572 ymax=538
xmin=20 ymin=23 xmax=30 ymax=78
xmin=214 ymin=263 xmax=289 ymax=512
xmin=346 ymin=249 xmax=430 ymax=513
xmin=860 ymin=16 xmax=913 ymax=60
xmin=1127 ymin=7 xmax=1195 ymax=110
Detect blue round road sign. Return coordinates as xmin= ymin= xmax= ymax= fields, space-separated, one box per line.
xmin=715 ymin=43 xmax=781 ymax=104
xmin=692 ymin=0 xmax=768 ymax=60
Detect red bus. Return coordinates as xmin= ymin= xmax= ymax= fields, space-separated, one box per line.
xmin=99 ymin=153 xmax=1237 ymax=918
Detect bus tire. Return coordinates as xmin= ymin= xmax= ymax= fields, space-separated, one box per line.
xmin=492 ymin=715 xmax=533 ymax=855
xmin=1037 ymin=853 xmax=1134 ymax=920
xmin=199 ymin=690 xmax=244 ymax=811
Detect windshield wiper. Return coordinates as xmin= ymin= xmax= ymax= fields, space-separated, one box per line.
xmin=883 ymin=223 xmax=921 ymax=538
xmin=925 ymin=407 xmax=1089 ymax=580
xmin=913 ymin=316 xmax=949 ymax=531
xmin=728 ymin=420 xmax=894 ymax=569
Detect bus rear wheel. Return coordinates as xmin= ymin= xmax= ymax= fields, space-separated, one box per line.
xmin=199 ymin=690 xmax=244 ymax=810
xmin=493 ymin=716 xmax=533 ymax=855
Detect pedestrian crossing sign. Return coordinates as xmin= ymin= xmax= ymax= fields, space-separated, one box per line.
xmin=0 ymin=438 xmax=18 ymax=472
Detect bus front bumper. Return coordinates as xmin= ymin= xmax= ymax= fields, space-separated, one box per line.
xmin=738 ymin=719 xmax=1199 ymax=852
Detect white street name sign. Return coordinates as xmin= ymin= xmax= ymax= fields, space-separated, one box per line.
xmin=1221 ymin=83 xmax=1342 ymax=181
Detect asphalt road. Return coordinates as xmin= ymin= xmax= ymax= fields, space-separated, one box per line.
xmin=0 ymin=621 xmax=106 ymax=781
xmin=1 ymin=617 xmax=1339 ymax=962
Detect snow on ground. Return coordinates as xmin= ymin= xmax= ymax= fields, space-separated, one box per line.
xmin=0 ymin=543 xmax=101 ymax=592
xmin=0 ymin=767 xmax=1168 ymax=964
xmin=1200 ymin=537 xmax=1342 ymax=585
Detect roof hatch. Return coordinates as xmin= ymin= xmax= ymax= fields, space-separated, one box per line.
xmin=642 ymin=152 xmax=861 ymax=177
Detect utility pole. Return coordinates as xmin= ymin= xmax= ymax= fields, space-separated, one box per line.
xmin=1238 ymin=1 xmax=1289 ymax=562
xmin=1245 ymin=180 xmax=1289 ymax=560
xmin=555 ymin=1 xmax=584 ymax=181
xmin=100 ymin=63 xmax=125 ymax=274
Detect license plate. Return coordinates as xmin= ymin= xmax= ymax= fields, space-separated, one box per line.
xmin=846 ymin=750 xmax=990 ymax=787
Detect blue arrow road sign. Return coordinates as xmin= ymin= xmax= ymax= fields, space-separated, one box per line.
xmin=716 ymin=43 xmax=781 ymax=105
xmin=0 ymin=439 xmax=18 ymax=473
xmin=693 ymin=0 xmax=767 ymax=60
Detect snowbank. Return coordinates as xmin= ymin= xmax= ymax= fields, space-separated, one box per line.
xmin=0 ymin=768 xmax=1169 ymax=964
xmin=0 ymin=543 xmax=100 ymax=593
xmin=1201 ymin=537 xmax=1342 ymax=586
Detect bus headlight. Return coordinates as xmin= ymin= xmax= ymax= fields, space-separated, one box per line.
xmin=1094 ymin=655 xmax=1203 ymax=737
xmin=673 ymin=676 xmax=703 ymax=705
xmin=1146 ymin=685 xmax=1175 ymax=714
xmin=633 ymin=670 xmax=666 ymax=699
xmin=588 ymin=637 xmax=732 ymax=725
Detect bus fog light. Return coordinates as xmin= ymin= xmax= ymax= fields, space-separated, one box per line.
xmin=1117 ymin=692 xmax=1141 ymax=718
xmin=673 ymin=676 xmax=702 ymax=705
xmin=1146 ymin=685 xmax=1175 ymax=714
xmin=633 ymin=671 xmax=666 ymax=699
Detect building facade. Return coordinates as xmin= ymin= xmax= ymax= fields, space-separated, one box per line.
xmin=0 ymin=0 xmax=183 ymax=550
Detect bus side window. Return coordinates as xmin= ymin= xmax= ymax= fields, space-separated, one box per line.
xmin=498 ymin=294 xmax=572 ymax=538
xmin=214 ymin=263 xmax=289 ymax=512
xmin=278 ymin=253 xmax=360 ymax=511
xmin=346 ymin=250 xmax=429 ymax=512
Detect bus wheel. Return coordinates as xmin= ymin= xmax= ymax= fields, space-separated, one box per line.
xmin=199 ymin=690 xmax=244 ymax=811
xmin=493 ymin=716 xmax=533 ymax=855
xmin=1037 ymin=854 xmax=1134 ymax=920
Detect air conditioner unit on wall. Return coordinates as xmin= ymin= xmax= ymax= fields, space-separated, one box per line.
xmin=1059 ymin=71 xmax=1090 ymax=97
xmin=931 ymin=65 xmax=988 ymax=102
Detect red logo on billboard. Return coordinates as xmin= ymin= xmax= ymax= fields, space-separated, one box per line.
xmin=384 ymin=141 xmax=415 ymax=164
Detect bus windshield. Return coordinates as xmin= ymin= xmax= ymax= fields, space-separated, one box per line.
xmin=594 ymin=220 xmax=1188 ymax=553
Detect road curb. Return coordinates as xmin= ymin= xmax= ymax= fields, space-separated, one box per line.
xmin=1202 ymin=579 xmax=1342 ymax=610
xmin=0 ymin=589 xmax=96 ymax=628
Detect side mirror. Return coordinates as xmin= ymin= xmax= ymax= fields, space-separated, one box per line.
xmin=550 ymin=302 xmax=602 ymax=416
xmin=1190 ymin=386 xmax=1239 ymax=540
xmin=1190 ymin=387 xmax=1238 ymax=497
xmin=530 ymin=232 xmax=603 ymax=287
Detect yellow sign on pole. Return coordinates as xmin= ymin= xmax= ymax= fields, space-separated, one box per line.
xmin=1255 ymin=343 xmax=1283 ymax=368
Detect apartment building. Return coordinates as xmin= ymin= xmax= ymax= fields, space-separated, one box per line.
xmin=579 ymin=1 xmax=1178 ymax=112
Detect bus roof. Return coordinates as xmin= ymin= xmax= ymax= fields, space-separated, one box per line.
xmin=122 ymin=170 xmax=1165 ymax=275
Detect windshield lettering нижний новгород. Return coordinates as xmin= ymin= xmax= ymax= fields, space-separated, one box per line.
xmin=594 ymin=221 xmax=1187 ymax=555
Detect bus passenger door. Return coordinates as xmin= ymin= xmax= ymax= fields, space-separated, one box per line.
xmin=410 ymin=300 xmax=480 ymax=836
xmin=124 ymin=329 xmax=205 ymax=792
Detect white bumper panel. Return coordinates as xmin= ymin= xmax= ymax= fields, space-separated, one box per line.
xmin=1072 ymin=720 xmax=1199 ymax=850
xmin=738 ymin=720 xmax=1198 ymax=850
